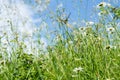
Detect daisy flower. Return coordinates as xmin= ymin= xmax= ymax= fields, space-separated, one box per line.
xmin=97 ymin=2 xmax=111 ymax=8
xmin=73 ymin=67 xmax=83 ymax=73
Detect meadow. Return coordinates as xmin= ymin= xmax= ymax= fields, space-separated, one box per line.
xmin=0 ymin=1 xmax=120 ymax=80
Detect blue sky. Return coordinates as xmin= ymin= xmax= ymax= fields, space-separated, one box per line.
xmin=33 ymin=0 xmax=120 ymax=32
xmin=1 ymin=0 xmax=120 ymax=46
xmin=23 ymin=0 xmax=119 ymax=27
xmin=20 ymin=0 xmax=120 ymax=26
xmin=4 ymin=0 xmax=119 ymax=28
xmin=46 ymin=0 xmax=120 ymax=21
xmin=23 ymin=0 xmax=120 ymax=43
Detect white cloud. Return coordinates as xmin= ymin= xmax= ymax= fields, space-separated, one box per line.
xmin=0 ymin=0 xmax=35 ymax=36
xmin=15 ymin=0 xmax=34 ymax=19
xmin=0 ymin=0 xmax=49 ymax=55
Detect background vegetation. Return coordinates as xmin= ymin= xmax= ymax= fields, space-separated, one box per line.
xmin=0 ymin=0 xmax=120 ymax=80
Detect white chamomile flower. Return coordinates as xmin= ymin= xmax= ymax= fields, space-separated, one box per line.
xmin=73 ymin=67 xmax=83 ymax=73
xmin=105 ymin=45 xmax=116 ymax=50
xmin=79 ymin=27 xmax=85 ymax=31
xmin=97 ymin=2 xmax=111 ymax=8
xmin=86 ymin=21 xmax=94 ymax=26
xmin=107 ymin=27 xmax=115 ymax=34
xmin=98 ymin=12 xmax=105 ymax=16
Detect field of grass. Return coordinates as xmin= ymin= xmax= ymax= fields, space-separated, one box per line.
xmin=0 ymin=1 xmax=120 ymax=80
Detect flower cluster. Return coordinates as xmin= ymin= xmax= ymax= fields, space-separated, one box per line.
xmin=97 ymin=2 xmax=112 ymax=16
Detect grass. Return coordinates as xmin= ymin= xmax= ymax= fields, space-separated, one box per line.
xmin=0 ymin=1 xmax=120 ymax=80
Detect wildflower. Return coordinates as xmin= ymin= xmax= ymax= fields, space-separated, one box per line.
xmin=105 ymin=45 xmax=116 ymax=50
xmin=79 ymin=27 xmax=85 ymax=31
xmin=86 ymin=21 xmax=94 ymax=26
xmin=107 ymin=27 xmax=115 ymax=34
xmin=97 ymin=2 xmax=111 ymax=8
xmin=98 ymin=10 xmax=108 ymax=16
xmin=105 ymin=45 xmax=112 ymax=49
xmin=73 ymin=67 xmax=83 ymax=73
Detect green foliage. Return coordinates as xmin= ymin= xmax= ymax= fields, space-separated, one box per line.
xmin=0 ymin=1 xmax=120 ymax=80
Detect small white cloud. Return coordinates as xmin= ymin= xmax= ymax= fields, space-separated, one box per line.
xmin=0 ymin=0 xmax=36 ymax=36
xmin=15 ymin=1 xmax=33 ymax=19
